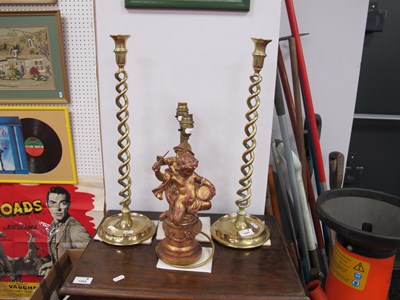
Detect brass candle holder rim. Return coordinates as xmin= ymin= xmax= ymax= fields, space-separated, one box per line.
xmin=251 ymin=36 xmax=272 ymax=41
xmin=110 ymin=34 xmax=131 ymax=37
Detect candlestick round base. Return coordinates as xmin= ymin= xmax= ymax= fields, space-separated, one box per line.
xmin=97 ymin=212 xmax=156 ymax=246
xmin=211 ymin=212 xmax=270 ymax=249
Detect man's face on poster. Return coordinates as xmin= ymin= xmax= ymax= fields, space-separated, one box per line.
xmin=47 ymin=193 xmax=70 ymax=223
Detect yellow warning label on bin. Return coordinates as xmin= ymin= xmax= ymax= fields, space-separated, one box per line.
xmin=330 ymin=244 xmax=370 ymax=291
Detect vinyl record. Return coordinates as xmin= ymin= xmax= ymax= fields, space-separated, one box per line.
xmin=21 ymin=118 xmax=62 ymax=174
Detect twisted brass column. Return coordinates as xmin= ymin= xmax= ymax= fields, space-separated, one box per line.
xmin=97 ymin=34 xmax=156 ymax=246
xmin=211 ymin=37 xmax=272 ymax=248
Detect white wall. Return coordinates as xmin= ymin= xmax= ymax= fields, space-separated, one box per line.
xmin=95 ymin=0 xmax=369 ymax=215
xmin=95 ymin=0 xmax=281 ymax=214
xmin=276 ymin=0 xmax=369 ymax=189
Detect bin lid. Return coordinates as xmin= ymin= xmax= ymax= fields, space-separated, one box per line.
xmin=316 ymin=188 xmax=400 ymax=254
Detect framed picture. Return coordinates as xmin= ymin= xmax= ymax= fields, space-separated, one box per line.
xmin=0 ymin=10 xmax=69 ymax=103
xmin=125 ymin=0 xmax=250 ymax=11
xmin=0 ymin=0 xmax=57 ymax=4
xmin=0 ymin=106 xmax=77 ymax=184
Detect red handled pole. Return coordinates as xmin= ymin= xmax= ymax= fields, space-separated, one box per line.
xmin=284 ymin=0 xmax=334 ymax=267
xmin=284 ymin=0 xmax=327 ymax=193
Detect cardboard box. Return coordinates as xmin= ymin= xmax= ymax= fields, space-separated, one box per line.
xmin=29 ymin=249 xmax=83 ymax=300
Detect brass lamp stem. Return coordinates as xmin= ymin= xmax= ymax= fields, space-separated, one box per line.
xmin=175 ymin=102 xmax=194 ymax=151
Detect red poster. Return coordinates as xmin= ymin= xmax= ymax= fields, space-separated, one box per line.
xmin=0 ymin=179 xmax=102 ymax=298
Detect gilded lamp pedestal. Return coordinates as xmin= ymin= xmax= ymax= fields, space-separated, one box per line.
xmin=211 ymin=38 xmax=272 ymax=249
xmin=97 ymin=34 xmax=156 ymax=246
xmin=156 ymin=215 xmax=203 ymax=266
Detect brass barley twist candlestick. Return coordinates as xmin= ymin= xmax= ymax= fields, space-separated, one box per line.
xmin=98 ymin=34 xmax=156 ymax=246
xmin=211 ymin=37 xmax=272 ymax=248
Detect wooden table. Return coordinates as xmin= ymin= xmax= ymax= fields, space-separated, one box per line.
xmin=60 ymin=211 xmax=309 ymax=299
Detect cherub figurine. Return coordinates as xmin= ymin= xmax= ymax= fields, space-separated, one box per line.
xmin=152 ymin=146 xmax=216 ymax=225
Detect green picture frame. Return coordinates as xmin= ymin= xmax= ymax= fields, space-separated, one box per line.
xmin=125 ymin=0 xmax=250 ymax=11
xmin=0 ymin=10 xmax=69 ymax=104
xmin=0 ymin=0 xmax=57 ymax=4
